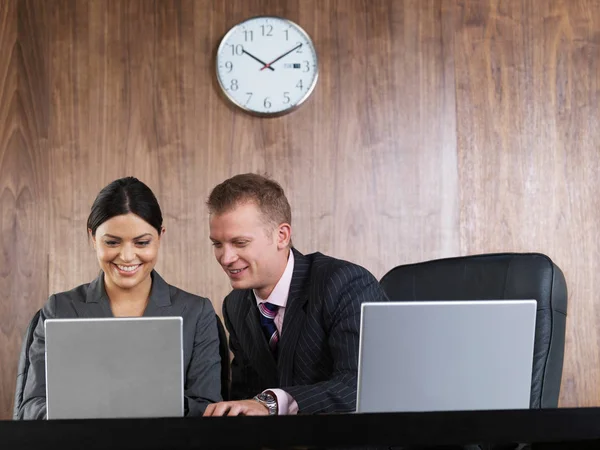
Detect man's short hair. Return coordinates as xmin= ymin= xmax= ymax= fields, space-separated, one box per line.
xmin=207 ymin=173 xmax=292 ymax=229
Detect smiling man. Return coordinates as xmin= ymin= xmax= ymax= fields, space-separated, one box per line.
xmin=204 ymin=173 xmax=387 ymax=416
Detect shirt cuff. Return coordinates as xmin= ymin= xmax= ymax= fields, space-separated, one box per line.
xmin=265 ymin=388 xmax=299 ymax=415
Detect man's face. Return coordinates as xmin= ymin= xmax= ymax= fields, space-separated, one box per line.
xmin=209 ymin=202 xmax=290 ymax=299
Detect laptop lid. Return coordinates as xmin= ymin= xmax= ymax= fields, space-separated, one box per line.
xmin=356 ymin=300 xmax=536 ymax=413
xmin=45 ymin=316 xmax=184 ymax=419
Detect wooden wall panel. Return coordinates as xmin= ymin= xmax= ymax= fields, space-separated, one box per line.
xmin=1 ymin=0 xmax=599 ymax=419
xmin=0 ymin=0 xmax=20 ymax=419
xmin=454 ymin=0 xmax=600 ymax=406
xmin=154 ymin=0 xmax=209 ymax=299
xmin=354 ymin=0 xmax=459 ymax=268
xmin=47 ymin=0 xmax=94 ymax=293
xmin=0 ymin=0 xmax=48 ymax=418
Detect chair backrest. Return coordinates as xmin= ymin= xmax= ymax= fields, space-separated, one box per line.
xmin=13 ymin=310 xmax=231 ymax=419
xmin=379 ymin=252 xmax=568 ymax=409
xmin=13 ymin=309 xmax=41 ymax=419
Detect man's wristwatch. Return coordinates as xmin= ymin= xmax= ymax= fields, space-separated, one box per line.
xmin=253 ymin=391 xmax=278 ymax=415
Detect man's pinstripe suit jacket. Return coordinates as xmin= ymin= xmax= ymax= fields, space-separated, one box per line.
xmin=223 ymin=248 xmax=388 ymax=414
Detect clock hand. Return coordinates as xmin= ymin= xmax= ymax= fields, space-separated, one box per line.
xmin=260 ymin=43 xmax=303 ymax=71
xmin=242 ymin=49 xmax=275 ymax=71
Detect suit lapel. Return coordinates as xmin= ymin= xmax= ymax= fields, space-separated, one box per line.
xmin=142 ymin=271 xmax=171 ymax=317
xmin=278 ymin=249 xmax=310 ymax=386
xmin=84 ymin=272 xmax=113 ymax=317
xmin=240 ymin=291 xmax=278 ymax=385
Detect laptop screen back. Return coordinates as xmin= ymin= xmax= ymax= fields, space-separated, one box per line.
xmin=45 ymin=316 xmax=183 ymax=419
xmin=356 ymin=300 xmax=536 ymax=413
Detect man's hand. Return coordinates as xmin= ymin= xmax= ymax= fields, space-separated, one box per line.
xmin=203 ymin=400 xmax=269 ymax=417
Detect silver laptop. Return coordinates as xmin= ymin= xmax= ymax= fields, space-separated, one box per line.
xmin=356 ymin=300 xmax=536 ymax=413
xmin=45 ymin=317 xmax=184 ymax=419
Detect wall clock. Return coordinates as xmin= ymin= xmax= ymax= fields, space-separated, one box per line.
xmin=216 ymin=16 xmax=319 ymax=117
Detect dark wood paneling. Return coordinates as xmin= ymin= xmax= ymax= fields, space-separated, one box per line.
xmin=0 ymin=0 xmax=49 ymax=419
xmin=47 ymin=0 xmax=94 ymax=296
xmin=0 ymin=0 xmax=19 ymax=420
xmin=454 ymin=0 xmax=600 ymax=406
xmin=153 ymin=0 xmax=202 ymax=297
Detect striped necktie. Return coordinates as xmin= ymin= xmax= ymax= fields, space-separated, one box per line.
xmin=258 ymin=302 xmax=279 ymax=355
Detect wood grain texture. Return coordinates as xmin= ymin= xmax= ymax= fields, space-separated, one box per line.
xmin=0 ymin=0 xmax=49 ymax=419
xmin=454 ymin=0 xmax=600 ymax=406
xmin=153 ymin=0 xmax=202 ymax=298
xmin=47 ymin=0 xmax=94 ymax=296
xmin=0 ymin=0 xmax=19 ymax=420
xmin=1 ymin=0 xmax=599 ymax=418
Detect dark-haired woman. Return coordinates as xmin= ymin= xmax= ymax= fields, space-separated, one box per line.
xmin=19 ymin=177 xmax=221 ymax=419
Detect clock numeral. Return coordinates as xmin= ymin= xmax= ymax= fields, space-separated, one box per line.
xmin=263 ymin=97 xmax=272 ymax=109
xmin=230 ymin=79 xmax=239 ymax=91
xmin=295 ymin=42 xmax=303 ymax=53
xmin=245 ymin=92 xmax=253 ymax=105
xmin=244 ymin=30 xmax=253 ymax=42
xmin=284 ymin=28 xmax=290 ymax=40
xmin=283 ymin=92 xmax=291 ymax=104
xmin=228 ymin=44 xmax=244 ymax=56
xmin=225 ymin=61 xmax=233 ymax=73
xmin=296 ymin=80 xmax=303 ymax=90
xmin=261 ymin=25 xmax=273 ymax=37
xmin=302 ymin=61 xmax=310 ymax=72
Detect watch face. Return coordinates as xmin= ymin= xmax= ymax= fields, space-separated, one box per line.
xmin=259 ymin=392 xmax=275 ymax=402
xmin=216 ymin=16 xmax=319 ymax=116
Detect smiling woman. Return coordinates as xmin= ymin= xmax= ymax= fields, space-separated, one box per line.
xmin=17 ymin=177 xmax=222 ymax=419
xmin=90 ymin=217 xmax=162 ymax=316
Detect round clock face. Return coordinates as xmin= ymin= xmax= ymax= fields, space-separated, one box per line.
xmin=216 ymin=16 xmax=319 ymax=116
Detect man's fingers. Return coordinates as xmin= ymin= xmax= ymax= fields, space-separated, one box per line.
xmin=227 ymin=404 xmax=243 ymax=416
xmin=203 ymin=400 xmax=269 ymax=417
xmin=214 ymin=402 xmax=232 ymax=416
xmin=204 ymin=401 xmax=232 ymax=417
xmin=203 ymin=403 xmax=216 ymax=417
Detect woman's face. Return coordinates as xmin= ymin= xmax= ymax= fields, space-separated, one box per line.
xmin=90 ymin=213 xmax=163 ymax=292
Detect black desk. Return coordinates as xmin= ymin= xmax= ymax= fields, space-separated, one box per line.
xmin=3 ymin=408 xmax=600 ymax=449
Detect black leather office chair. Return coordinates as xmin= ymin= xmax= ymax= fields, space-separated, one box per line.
xmin=13 ymin=311 xmax=231 ymax=419
xmin=379 ymin=252 xmax=568 ymax=409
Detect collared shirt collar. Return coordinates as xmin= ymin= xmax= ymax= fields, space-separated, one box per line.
xmin=254 ymin=249 xmax=295 ymax=308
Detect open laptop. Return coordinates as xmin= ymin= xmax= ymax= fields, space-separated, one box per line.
xmin=45 ymin=317 xmax=184 ymax=419
xmin=356 ymin=300 xmax=536 ymax=413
